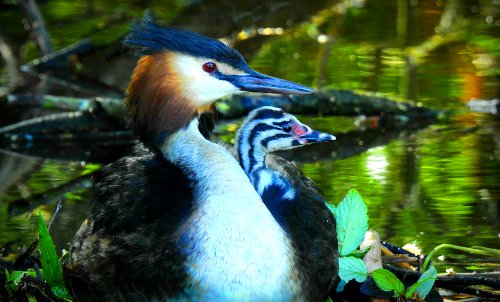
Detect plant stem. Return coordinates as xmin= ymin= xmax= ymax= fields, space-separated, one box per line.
xmin=422 ymin=244 xmax=500 ymax=271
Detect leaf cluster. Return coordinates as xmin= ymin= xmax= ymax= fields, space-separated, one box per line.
xmin=371 ymin=266 xmax=437 ymax=300
xmin=2 ymin=215 xmax=72 ymax=301
xmin=329 ymin=189 xmax=369 ymax=288
xmin=329 ymin=189 xmax=437 ymax=301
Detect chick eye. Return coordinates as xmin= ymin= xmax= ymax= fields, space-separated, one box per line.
xmin=283 ymin=123 xmax=292 ymax=132
xmin=202 ymin=62 xmax=217 ymax=73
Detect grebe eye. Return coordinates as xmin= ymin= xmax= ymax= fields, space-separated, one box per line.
xmin=202 ymin=62 xmax=217 ymax=73
xmin=283 ymin=123 xmax=292 ymax=132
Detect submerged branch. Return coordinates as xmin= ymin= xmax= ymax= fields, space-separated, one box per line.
xmin=219 ymin=89 xmax=443 ymax=119
xmin=387 ymin=265 xmax=500 ymax=297
xmin=0 ymin=90 xmax=442 ymax=161
xmin=0 ymin=98 xmax=127 ymax=144
xmin=3 ymin=89 xmax=443 ymax=131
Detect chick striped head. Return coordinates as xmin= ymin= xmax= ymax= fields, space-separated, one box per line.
xmin=237 ymin=106 xmax=336 ymax=155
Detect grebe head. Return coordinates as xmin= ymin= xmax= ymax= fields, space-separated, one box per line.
xmin=123 ymin=16 xmax=314 ymax=144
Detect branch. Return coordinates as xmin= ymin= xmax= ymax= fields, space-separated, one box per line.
xmin=5 ymin=89 xmax=444 ymax=121
xmin=18 ymin=0 xmax=53 ymax=56
xmin=0 ymin=30 xmax=21 ymax=97
xmin=21 ymin=39 xmax=93 ymax=72
xmin=219 ymin=89 xmax=444 ymax=119
xmin=387 ymin=265 xmax=499 ymax=291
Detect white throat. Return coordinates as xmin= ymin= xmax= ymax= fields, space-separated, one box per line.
xmin=161 ymin=120 xmax=302 ymax=302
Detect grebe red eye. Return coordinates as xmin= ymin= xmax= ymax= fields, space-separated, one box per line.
xmin=202 ymin=62 xmax=217 ymax=73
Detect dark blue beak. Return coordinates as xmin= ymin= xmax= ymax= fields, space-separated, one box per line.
xmin=297 ymin=130 xmax=336 ymax=144
xmin=291 ymin=123 xmax=336 ymax=146
xmin=220 ymin=72 xmax=314 ymax=95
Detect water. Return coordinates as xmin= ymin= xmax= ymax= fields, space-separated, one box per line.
xmin=0 ymin=0 xmax=499 ymax=273
xmin=299 ymin=114 xmax=499 ymax=252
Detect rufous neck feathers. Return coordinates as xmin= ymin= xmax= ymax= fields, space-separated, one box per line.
xmin=125 ymin=53 xmax=198 ymax=145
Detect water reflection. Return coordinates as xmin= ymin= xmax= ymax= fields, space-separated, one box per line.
xmin=299 ymin=114 xmax=499 ymax=259
xmin=365 ymin=146 xmax=389 ymax=184
xmin=0 ymin=152 xmax=97 ymax=251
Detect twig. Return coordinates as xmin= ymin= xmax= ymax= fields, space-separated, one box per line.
xmin=382 ymin=255 xmax=419 ymax=265
xmin=33 ymin=263 xmax=45 ymax=286
xmin=21 ymin=39 xmax=92 ymax=71
xmin=13 ymin=240 xmax=38 ymax=269
xmin=441 ymin=284 xmax=499 ymax=300
xmin=18 ymin=0 xmax=53 ymax=56
xmin=0 ymin=30 xmax=21 ymax=97
xmin=380 ymin=242 xmax=415 ymax=271
xmin=381 ymin=241 xmax=419 ymax=257
xmin=47 ymin=200 xmax=62 ymax=232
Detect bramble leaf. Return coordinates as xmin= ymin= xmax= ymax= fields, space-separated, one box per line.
xmin=338 ymin=256 xmax=368 ymax=283
xmin=405 ymin=266 xmax=437 ymax=299
xmin=334 ymin=189 xmax=368 ymax=256
xmin=371 ymin=268 xmax=405 ymax=297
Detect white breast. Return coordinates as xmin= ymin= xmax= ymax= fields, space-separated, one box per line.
xmin=163 ymin=121 xmax=303 ymax=302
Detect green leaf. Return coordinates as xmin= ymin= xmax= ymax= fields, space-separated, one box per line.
xmin=4 ymin=269 xmax=38 ymax=296
xmin=346 ymin=247 xmax=370 ymax=259
xmin=338 ymin=256 xmax=368 ymax=283
xmin=334 ymin=189 xmax=368 ymax=256
xmin=406 ymin=266 xmax=437 ymax=299
xmin=5 ymin=270 xmax=24 ymax=285
xmin=325 ymin=297 xmax=334 ymax=302
xmin=6 ymin=269 xmax=38 ymax=283
xmin=371 ymin=268 xmax=405 ymax=297
xmin=38 ymin=214 xmax=71 ymax=300
xmin=80 ymin=163 xmax=102 ymax=176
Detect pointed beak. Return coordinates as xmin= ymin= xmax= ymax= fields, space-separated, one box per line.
xmin=223 ymin=72 xmax=314 ymax=95
xmin=292 ymin=124 xmax=336 ymax=145
xmin=297 ymin=130 xmax=336 ymax=144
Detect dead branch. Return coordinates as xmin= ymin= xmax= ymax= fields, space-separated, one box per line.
xmin=18 ymin=0 xmax=53 ymax=56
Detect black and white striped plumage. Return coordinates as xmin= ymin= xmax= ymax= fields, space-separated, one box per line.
xmin=236 ymin=106 xmax=336 ymax=222
xmin=236 ymin=106 xmax=339 ymax=300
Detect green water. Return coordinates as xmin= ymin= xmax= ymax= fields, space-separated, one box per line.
xmin=0 ymin=0 xmax=499 ymax=271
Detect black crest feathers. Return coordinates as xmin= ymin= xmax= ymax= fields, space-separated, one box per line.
xmin=123 ymin=14 xmax=248 ymax=69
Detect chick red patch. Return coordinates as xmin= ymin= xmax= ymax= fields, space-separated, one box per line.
xmin=292 ymin=124 xmax=307 ymax=136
